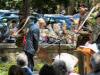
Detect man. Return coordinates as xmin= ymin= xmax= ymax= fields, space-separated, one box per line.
xmin=76 ymin=3 xmax=100 ymax=46
xmin=16 ymin=53 xmax=33 ymax=75
xmin=0 ymin=18 xmax=9 ymax=42
xmin=76 ymin=3 xmax=90 ymax=47
xmin=78 ymin=3 xmax=89 ymax=30
xmin=37 ymin=18 xmax=48 ymax=43
xmin=76 ymin=3 xmax=100 ymax=75
xmin=74 ymin=4 xmax=91 ymax=75
xmin=24 ymin=17 xmax=40 ymax=71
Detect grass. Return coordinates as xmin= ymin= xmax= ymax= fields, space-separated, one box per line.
xmin=0 ymin=71 xmax=7 ymax=75
xmin=0 ymin=60 xmax=44 ymax=75
xmin=0 ymin=61 xmax=15 ymax=75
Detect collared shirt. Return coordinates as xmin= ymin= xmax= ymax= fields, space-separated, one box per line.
xmin=24 ymin=22 xmax=40 ymax=55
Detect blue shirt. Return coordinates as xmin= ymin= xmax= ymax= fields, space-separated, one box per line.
xmin=24 ymin=22 xmax=40 ymax=56
xmin=22 ymin=67 xmax=33 ymax=75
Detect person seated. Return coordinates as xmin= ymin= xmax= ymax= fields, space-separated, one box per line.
xmin=16 ymin=53 xmax=33 ymax=75
xmin=62 ymin=24 xmax=73 ymax=44
xmin=39 ymin=28 xmax=49 ymax=43
xmin=53 ymin=53 xmax=79 ymax=75
xmin=46 ymin=24 xmax=59 ymax=44
xmin=9 ymin=20 xmax=18 ymax=32
xmin=9 ymin=20 xmax=18 ymax=37
xmin=8 ymin=65 xmax=25 ymax=75
xmin=39 ymin=64 xmax=56 ymax=75
xmin=88 ymin=52 xmax=100 ymax=75
xmin=47 ymin=23 xmax=65 ymax=44
xmin=52 ymin=60 xmax=68 ymax=75
xmin=0 ymin=19 xmax=9 ymax=42
xmin=37 ymin=18 xmax=49 ymax=43
xmin=52 ymin=23 xmax=62 ymax=37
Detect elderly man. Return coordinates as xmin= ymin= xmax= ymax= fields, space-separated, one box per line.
xmin=38 ymin=18 xmax=48 ymax=43
xmin=24 ymin=18 xmax=48 ymax=71
xmin=23 ymin=17 xmax=40 ymax=71
xmin=16 ymin=53 xmax=33 ymax=75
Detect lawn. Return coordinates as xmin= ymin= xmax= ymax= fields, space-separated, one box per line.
xmin=0 ymin=60 xmax=44 ymax=75
xmin=0 ymin=61 xmax=15 ymax=75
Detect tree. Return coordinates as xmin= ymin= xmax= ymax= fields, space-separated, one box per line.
xmin=30 ymin=0 xmax=56 ymax=14
xmin=0 ymin=0 xmax=6 ymax=9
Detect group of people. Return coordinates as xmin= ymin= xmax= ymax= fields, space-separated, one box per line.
xmin=0 ymin=18 xmax=18 ymax=43
xmin=74 ymin=3 xmax=100 ymax=75
xmin=37 ymin=18 xmax=75 ymax=44
xmin=39 ymin=52 xmax=100 ymax=75
xmin=8 ymin=52 xmax=79 ymax=75
xmin=7 ymin=3 xmax=100 ymax=75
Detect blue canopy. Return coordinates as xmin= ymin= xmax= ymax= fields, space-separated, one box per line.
xmin=44 ymin=14 xmax=73 ymax=29
xmin=7 ymin=14 xmax=19 ymax=19
xmin=73 ymin=13 xmax=80 ymax=19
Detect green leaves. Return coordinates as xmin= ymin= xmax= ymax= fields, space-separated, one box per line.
xmin=0 ymin=61 xmax=15 ymax=75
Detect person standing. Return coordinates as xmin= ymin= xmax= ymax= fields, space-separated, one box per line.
xmin=76 ymin=4 xmax=100 ymax=75
xmin=75 ymin=3 xmax=90 ymax=47
xmin=23 ymin=17 xmax=40 ymax=71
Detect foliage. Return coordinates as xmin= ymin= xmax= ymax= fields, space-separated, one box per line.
xmin=34 ymin=63 xmax=44 ymax=71
xmin=0 ymin=71 xmax=7 ymax=75
xmin=0 ymin=61 xmax=16 ymax=75
xmin=0 ymin=0 xmax=94 ymax=14
xmin=0 ymin=0 xmax=21 ymax=9
xmin=87 ymin=10 xmax=99 ymax=26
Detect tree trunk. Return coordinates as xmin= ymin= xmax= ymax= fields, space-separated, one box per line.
xmin=18 ymin=0 xmax=30 ymax=30
xmin=16 ymin=0 xmax=30 ymax=46
xmin=22 ymin=0 xmax=30 ymax=18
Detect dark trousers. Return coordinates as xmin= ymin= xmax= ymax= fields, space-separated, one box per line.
xmin=25 ymin=51 xmax=34 ymax=71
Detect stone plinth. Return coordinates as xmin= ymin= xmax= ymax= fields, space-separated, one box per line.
xmin=0 ymin=43 xmax=76 ymax=62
